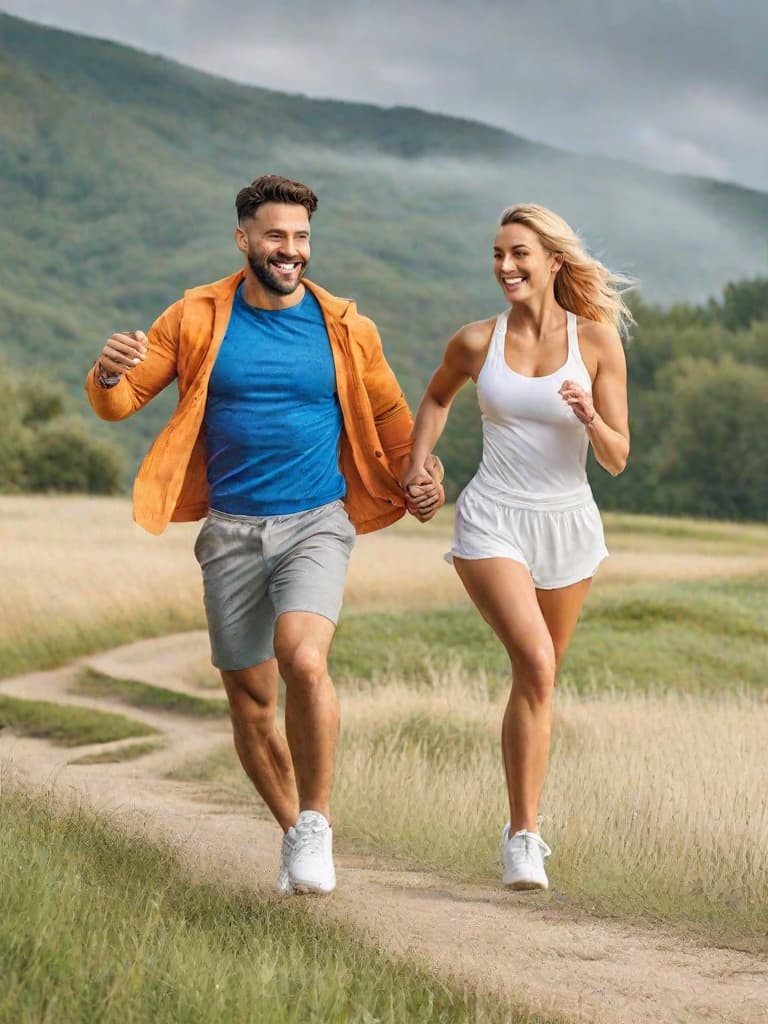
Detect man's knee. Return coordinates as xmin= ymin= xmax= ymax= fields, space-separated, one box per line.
xmin=276 ymin=642 xmax=329 ymax=690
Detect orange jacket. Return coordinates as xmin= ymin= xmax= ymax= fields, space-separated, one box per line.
xmin=86 ymin=271 xmax=414 ymax=535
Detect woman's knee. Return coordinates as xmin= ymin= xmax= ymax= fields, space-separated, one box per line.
xmin=510 ymin=642 xmax=557 ymax=702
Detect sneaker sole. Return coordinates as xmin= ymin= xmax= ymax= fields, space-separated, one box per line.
xmin=505 ymin=879 xmax=548 ymax=891
xmin=290 ymin=882 xmax=335 ymax=896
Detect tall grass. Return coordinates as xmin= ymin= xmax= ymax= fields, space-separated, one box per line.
xmin=0 ymin=788 xmax=553 ymax=1024
xmin=0 ymin=497 xmax=205 ymax=678
xmin=178 ymin=669 xmax=768 ymax=951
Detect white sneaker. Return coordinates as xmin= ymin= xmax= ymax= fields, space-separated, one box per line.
xmin=289 ymin=810 xmax=336 ymax=895
xmin=275 ymin=826 xmax=296 ymax=895
xmin=501 ymin=825 xmax=551 ymax=891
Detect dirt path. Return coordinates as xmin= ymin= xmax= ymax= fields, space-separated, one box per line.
xmin=2 ymin=635 xmax=766 ymax=1024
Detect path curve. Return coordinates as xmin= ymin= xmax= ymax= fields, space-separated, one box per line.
xmin=1 ymin=636 xmax=766 ymax=1024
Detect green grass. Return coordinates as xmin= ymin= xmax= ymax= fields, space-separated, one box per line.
xmin=68 ymin=739 xmax=164 ymax=765
xmin=0 ymin=789 xmax=557 ymax=1024
xmin=73 ymin=668 xmax=228 ymax=717
xmin=331 ymin=578 xmax=768 ymax=695
xmin=0 ymin=605 xmax=205 ymax=682
xmin=602 ymin=512 xmax=768 ymax=546
xmin=0 ymin=694 xmax=157 ymax=746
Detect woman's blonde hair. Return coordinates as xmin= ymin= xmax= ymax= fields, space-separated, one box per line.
xmin=499 ymin=203 xmax=635 ymax=334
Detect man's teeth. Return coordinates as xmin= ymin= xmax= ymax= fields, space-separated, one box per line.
xmin=274 ymin=262 xmax=298 ymax=271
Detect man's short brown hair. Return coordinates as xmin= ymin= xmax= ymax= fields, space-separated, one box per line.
xmin=235 ymin=175 xmax=318 ymax=223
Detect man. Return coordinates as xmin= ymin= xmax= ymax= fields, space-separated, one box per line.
xmin=86 ymin=174 xmax=444 ymax=896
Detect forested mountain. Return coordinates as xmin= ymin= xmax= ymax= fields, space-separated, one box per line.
xmin=1 ymin=13 xmax=766 ymax=517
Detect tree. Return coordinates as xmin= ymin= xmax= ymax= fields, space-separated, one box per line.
xmin=718 ymin=277 xmax=768 ymax=330
xmin=0 ymin=363 xmax=123 ymax=494
xmin=653 ymin=356 xmax=768 ymax=520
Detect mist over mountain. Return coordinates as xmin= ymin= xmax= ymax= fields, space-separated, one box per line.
xmin=2 ymin=11 xmax=767 ymax=468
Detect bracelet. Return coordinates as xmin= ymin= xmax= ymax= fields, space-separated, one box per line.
xmin=585 ymin=411 xmax=597 ymax=429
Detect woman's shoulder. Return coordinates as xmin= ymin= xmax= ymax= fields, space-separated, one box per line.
xmin=451 ymin=315 xmax=498 ymax=351
xmin=576 ymin=315 xmax=623 ymax=354
xmin=576 ymin=315 xmax=620 ymax=343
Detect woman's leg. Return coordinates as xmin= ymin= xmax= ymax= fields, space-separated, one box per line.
xmin=536 ymin=578 xmax=593 ymax=672
xmin=454 ymin=557 xmax=556 ymax=832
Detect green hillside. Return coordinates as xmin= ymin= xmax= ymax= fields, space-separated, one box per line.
xmin=2 ymin=11 xmax=768 ymax=485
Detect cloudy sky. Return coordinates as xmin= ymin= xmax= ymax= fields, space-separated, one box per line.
xmin=3 ymin=0 xmax=766 ymax=192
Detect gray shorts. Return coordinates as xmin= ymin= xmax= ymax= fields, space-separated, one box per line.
xmin=193 ymin=500 xmax=356 ymax=671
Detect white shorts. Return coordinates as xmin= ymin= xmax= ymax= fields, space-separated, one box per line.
xmin=447 ymin=484 xmax=608 ymax=590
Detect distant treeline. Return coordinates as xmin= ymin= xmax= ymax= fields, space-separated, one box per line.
xmin=437 ymin=277 xmax=768 ymax=522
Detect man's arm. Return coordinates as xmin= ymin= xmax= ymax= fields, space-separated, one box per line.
xmin=358 ymin=317 xmax=445 ymax=520
xmin=85 ymin=301 xmax=182 ymax=421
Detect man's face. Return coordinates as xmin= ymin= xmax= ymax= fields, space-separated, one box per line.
xmin=236 ymin=202 xmax=311 ymax=295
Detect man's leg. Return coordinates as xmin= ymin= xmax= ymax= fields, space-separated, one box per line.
xmin=273 ymin=611 xmax=338 ymax=820
xmin=268 ymin=610 xmax=339 ymax=894
xmin=219 ymin=657 xmax=299 ymax=833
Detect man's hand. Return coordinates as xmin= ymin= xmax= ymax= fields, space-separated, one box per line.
xmin=401 ymin=455 xmax=445 ymax=523
xmin=96 ymin=330 xmax=148 ymax=381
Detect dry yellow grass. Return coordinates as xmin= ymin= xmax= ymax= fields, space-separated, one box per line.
xmin=177 ymin=666 xmax=768 ymax=945
xmin=3 ymin=495 xmax=768 ymax=663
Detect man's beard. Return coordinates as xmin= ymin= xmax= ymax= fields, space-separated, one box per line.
xmin=248 ymin=250 xmax=307 ymax=295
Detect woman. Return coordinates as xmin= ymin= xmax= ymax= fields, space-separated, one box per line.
xmin=403 ymin=204 xmax=632 ymax=890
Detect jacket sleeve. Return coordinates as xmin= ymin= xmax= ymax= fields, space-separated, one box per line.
xmin=85 ymin=301 xmax=182 ymax=421
xmin=358 ymin=317 xmax=414 ymax=461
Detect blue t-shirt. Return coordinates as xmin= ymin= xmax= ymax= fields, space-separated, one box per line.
xmin=203 ymin=286 xmax=345 ymax=515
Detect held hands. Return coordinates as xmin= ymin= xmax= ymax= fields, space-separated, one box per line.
xmin=97 ymin=330 xmax=148 ymax=382
xmin=559 ymin=379 xmax=596 ymax=427
xmin=400 ymin=455 xmax=445 ymax=523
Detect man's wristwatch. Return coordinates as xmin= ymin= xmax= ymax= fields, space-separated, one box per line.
xmin=96 ymin=362 xmax=122 ymax=389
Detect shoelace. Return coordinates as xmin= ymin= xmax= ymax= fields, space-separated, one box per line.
xmin=508 ymin=830 xmax=551 ymax=860
xmin=294 ymin=824 xmax=326 ymax=857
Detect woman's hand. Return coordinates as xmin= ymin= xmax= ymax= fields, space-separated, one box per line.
xmin=400 ymin=459 xmax=444 ymax=523
xmin=558 ymin=379 xmax=595 ymax=426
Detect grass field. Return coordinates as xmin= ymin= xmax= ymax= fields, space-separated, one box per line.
xmin=2 ymin=495 xmax=768 ymax=679
xmin=0 ymin=789 xmax=554 ymax=1024
xmin=331 ymin=576 xmax=768 ymax=694
xmin=3 ymin=495 xmax=767 ymax=960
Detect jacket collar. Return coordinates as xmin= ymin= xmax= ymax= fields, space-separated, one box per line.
xmin=184 ymin=270 xmax=355 ymax=321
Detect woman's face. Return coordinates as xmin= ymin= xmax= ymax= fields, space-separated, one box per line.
xmin=493 ymin=222 xmax=561 ymax=302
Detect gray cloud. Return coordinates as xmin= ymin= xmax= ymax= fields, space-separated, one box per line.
xmin=2 ymin=0 xmax=766 ymax=190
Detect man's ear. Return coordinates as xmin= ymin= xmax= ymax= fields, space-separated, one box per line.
xmin=235 ymin=226 xmax=248 ymax=254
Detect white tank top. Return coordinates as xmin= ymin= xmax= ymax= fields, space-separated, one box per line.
xmin=471 ymin=310 xmax=594 ymax=508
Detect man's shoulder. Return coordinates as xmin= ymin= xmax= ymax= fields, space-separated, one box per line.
xmin=304 ymin=280 xmax=367 ymax=325
xmin=182 ymin=270 xmax=244 ymax=302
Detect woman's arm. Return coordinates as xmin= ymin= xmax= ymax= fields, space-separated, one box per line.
xmin=559 ymin=320 xmax=630 ymax=476
xmin=401 ymin=321 xmax=489 ymax=490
